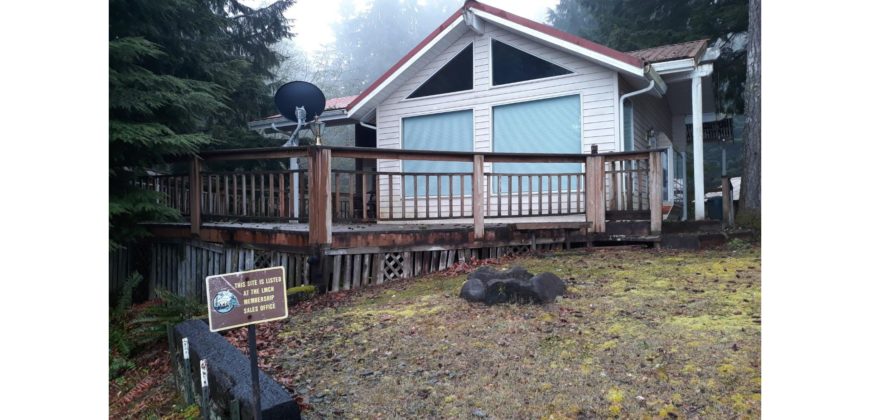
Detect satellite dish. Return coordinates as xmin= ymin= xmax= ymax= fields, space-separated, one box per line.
xmin=274 ymin=81 xmax=326 ymax=122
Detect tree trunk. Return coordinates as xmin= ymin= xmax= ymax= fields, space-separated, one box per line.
xmin=739 ymin=0 xmax=761 ymax=228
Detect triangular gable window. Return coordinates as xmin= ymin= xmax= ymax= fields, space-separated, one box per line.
xmin=492 ymin=39 xmax=572 ymax=86
xmin=408 ymin=44 xmax=473 ymax=99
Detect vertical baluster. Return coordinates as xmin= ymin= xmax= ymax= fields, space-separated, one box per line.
xmin=627 ymin=162 xmax=634 ymax=211
xmin=349 ymin=172 xmax=356 ymax=220
xmin=241 ymin=174 xmax=247 ymax=216
xmin=278 ymin=173 xmax=285 ymax=218
xmin=486 ymin=174 xmax=492 ymax=217
xmin=557 ymin=175 xmax=563 ymax=214
xmin=525 ymin=175 xmax=531 ymax=216
xmin=576 ymin=173 xmax=582 ymax=213
xmin=437 ymin=175 xmax=442 ymax=219
xmin=448 ymin=174 xmax=454 ymax=218
xmin=413 ymin=174 xmax=419 ymax=219
xmin=287 ymin=172 xmax=305 ymax=218
xmin=460 ymin=174 xmax=465 ymax=217
xmin=361 ymin=172 xmax=368 ymax=221
xmin=538 ymin=176 xmax=543 ymax=216
xmin=425 ymin=175 xmax=430 ymax=219
xmin=268 ymin=173 xmax=274 ymax=217
xmin=400 ymin=173 xmax=406 ymax=220
xmin=494 ymin=175 xmax=500 ymax=217
xmin=548 ymin=175 xmax=553 ymax=215
xmin=388 ymin=174 xmax=394 ymax=219
xmin=207 ymin=175 xmax=213 ymax=216
xmin=507 ymin=175 xmax=513 ymax=216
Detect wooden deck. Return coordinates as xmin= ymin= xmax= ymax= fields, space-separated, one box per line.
xmin=140 ymin=145 xmax=665 ymax=299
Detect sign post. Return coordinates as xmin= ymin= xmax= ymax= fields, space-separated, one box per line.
xmin=206 ymin=267 xmax=288 ymax=420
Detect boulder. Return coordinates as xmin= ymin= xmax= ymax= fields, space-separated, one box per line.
xmin=459 ymin=266 xmax=565 ymax=305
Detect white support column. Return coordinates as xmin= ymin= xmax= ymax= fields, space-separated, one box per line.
xmin=681 ymin=151 xmax=688 ymax=221
xmin=692 ymin=74 xmax=705 ymax=220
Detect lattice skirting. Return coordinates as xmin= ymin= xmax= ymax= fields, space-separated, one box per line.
xmin=146 ymin=240 xmax=565 ymax=301
xmin=323 ymin=242 xmax=564 ymax=292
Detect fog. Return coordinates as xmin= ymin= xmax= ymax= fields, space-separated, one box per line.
xmin=272 ymin=0 xmax=558 ymax=98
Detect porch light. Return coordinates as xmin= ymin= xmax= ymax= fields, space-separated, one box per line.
xmin=311 ymin=115 xmax=325 ymax=145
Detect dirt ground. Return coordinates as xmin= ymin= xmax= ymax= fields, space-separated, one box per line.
xmin=262 ymin=246 xmax=761 ymax=419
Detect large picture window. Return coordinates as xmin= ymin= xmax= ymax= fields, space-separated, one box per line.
xmin=493 ymin=95 xmax=582 ymax=191
xmin=492 ymin=39 xmax=572 ymax=86
xmin=402 ymin=110 xmax=474 ymax=196
xmin=407 ymin=44 xmax=473 ymax=99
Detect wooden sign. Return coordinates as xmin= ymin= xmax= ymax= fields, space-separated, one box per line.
xmin=205 ymin=267 xmax=288 ymax=332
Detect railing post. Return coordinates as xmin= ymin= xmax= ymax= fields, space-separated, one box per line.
xmin=190 ymin=157 xmax=202 ymax=235
xmin=472 ymin=154 xmax=485 ymax=240
xmin=308 ymin=147 xmax=332 ymax=245
xmin=649 ymin=151 xmax=663 ymax=234
xmin=584 ymin=151 xmax=605 ymax=233
xmin=722 ymin=176 xmax=734 ymax=227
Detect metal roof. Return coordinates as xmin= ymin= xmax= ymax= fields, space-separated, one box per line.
xmin=628 ymin=39 xmax=709 ymax=64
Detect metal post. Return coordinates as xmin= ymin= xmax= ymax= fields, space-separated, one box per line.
xmin=200 ymin=359 xmax=210 ymax=420
xmin=248 ymin=324 xmax=262 ymax=420
xmin=182 ymin=337 xmax=193 ymax=404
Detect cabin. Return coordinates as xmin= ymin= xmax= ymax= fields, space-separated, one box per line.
xmin=127 ymin=0 xmax=734 ymax=303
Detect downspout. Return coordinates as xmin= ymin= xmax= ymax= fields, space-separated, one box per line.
xmin=615 ymin=79 xmax=655 ymax=210
xmin=617 ymin=79 xmax=656 ymax=152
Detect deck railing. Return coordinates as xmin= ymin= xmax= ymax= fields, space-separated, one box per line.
xmin=141 ymin=145 xmax=664 ymax=243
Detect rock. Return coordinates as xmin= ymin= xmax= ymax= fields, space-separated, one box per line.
xmin=472 ymin=408 xmax=488 ymax=417
xmin=459 ymin=266 xmax=566 ymax=305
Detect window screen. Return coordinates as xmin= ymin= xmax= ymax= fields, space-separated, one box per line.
xmin=493 ymin=95 xmax=581 ymax=191
xmin=402 ymin=110 xmax=473 ymax=196
xmin=492 ymin=39 xmax=572 ymax=86
xmin=407 ymin=44 xmax=473 ymax=99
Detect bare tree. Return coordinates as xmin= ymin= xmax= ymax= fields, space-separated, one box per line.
xmin=739 ymin=0 xmax=761 ymax=227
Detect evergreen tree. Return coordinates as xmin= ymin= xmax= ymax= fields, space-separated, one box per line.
xmin=109 ymin=0 xmax=295 ymax=248
xmin=548 ymin=0 xmax=748 ymax=113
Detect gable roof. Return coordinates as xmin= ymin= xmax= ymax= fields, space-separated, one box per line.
xmin=629 ymin=39 xmax=709 ymax=64
xmin=345 ymin=0 xmax=653 ymax=119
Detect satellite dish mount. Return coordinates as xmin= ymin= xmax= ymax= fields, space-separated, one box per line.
xmin=274 ymin=81 xmax=327 ymax=145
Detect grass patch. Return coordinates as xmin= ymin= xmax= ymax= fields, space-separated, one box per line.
xmin=251 ymin=246 xmax=761 ymax=419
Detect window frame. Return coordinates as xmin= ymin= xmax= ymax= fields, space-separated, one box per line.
xmin=403 ymin=41 xmax=475 ymax=101
xmin=488 ymin=37 xmax=575 ymax=89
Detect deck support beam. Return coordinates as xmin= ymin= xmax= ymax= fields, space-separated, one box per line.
xmin=472 ymin=154 xmax=485 ymax=240
xmin=691 ymin=73 xmax=705 ymax=220
xmin=308 ymin=147 xmax=332 ymax=245
xmin=584 ymin=153 xmax=606 ymax=233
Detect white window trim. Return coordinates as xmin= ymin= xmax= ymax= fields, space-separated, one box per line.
xmin=403 ymin=41 xmax=475 ymax=102
xmin=488 ymin=37 xmax=575 ymax=90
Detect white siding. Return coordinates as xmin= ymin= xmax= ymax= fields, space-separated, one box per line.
xmin=374 ymin=23 xmax=621 ymax=217
xmin=376 ymin=23 xmax=620 ymax=157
